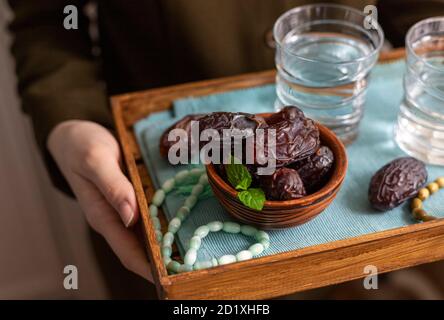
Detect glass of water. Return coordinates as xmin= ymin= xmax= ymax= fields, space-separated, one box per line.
xmin=273 ymin=4 xmax=384 ymax=144
xmin=395 ymin=17 xmax=444 ymax=166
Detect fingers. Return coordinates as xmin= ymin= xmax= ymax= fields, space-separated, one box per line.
xmin=70 ymin=174 xmax=154 ymax=282
xmin=80 ymin=147 xmax=139 ymax=227
xmin=99 ymin=212 xmax=154 ymax=282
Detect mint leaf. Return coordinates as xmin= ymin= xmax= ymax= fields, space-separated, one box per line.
xmin=238 ymin=188 xmax=266 ymax=211
xmin=225 ymin=156 xmax=252 ymax=191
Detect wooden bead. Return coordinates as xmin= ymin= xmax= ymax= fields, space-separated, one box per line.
xmin=411 ymin=198 xmax=422 ymax=210
xmin=418 ymin=188 xmax=430 ymax=201
xmin=427 ymin=182 xmax=439 ymax=194
xmin=436 ymin=177 xmax=444 ymax=188
xmin=413 ymin=208 xmax=427 ymax=220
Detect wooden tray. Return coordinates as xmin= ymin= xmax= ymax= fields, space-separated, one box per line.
xmin=111 ymin=48 xmax=444 ymax=300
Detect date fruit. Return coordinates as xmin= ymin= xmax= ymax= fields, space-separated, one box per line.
xmin=198 ymin=112 xmax=267 ymax=136
xmin=368 ymin=157 xmax=427 ymax=211
xmin=160 ymin=112 xmax=267 ymax=159
xmin=261 ymin=106 xmax=320 ymax=167
xmin=159 ymin=114 xmax=205 ymax=157
xmin=259 ymin=167 xmax=306 ymax=200
xmin=291 ymin=146 xmax=334 ymax=192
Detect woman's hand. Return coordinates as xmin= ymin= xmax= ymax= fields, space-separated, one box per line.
xmin=48 ymin=120 xmax=153 ymax=282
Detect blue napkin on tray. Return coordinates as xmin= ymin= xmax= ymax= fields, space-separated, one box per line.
xmin=134 ymin=61 xmax=444 ymax=262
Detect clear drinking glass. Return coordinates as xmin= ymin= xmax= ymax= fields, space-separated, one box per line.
xmin=273 ymin=4 xmax=384 ymax=144
xmin=395 ymin=17 xmax=444 ymax=165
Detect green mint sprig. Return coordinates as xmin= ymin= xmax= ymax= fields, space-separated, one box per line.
xmin=225 ymin=156 xmax=252 ymax=191
xmin=225 ymin=156 xmax=266 ymax=211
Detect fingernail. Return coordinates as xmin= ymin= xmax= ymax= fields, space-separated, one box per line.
xmin=120 ymin=201 xmax=134 ymax=227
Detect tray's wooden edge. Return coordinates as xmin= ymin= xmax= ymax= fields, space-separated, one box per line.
xmin=165 ymin=219 xmax=444 ymax=299
xmin=111 ymin=98 xmax=169 ymax=297
xmin=109 ymin=47 xmax=444 ymax=300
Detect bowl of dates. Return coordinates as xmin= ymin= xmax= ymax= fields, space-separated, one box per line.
xmin=205 ymin=107 xmax=348 ymax=229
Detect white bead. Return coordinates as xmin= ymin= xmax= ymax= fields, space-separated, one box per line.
xmin=162 ymin=245 xmax=172 ymax=258
xmin=189 ymin=236 xmax=202 ymax=250
xmin=255 ymin=230 xmax=270 ymax=242
xmin=199 ymin=174 xmax=208 ymax=185
xmin=168 ymin=217 xmax=181 ymax=233
xmin=162 ymin=232 xmax=174 ymax=247
xmin=178 ymin=264 xmax=193 ymax=273
xmin=175 ymin=170 xmax=189 ymax=183
xmin=155 ymin=230 xmax=163 ymax=242
xmin=248 ymin=243 xmax=264 ymax=256
xmin=167 ymin=261 xmax=180 ymax=273
xmin=176 ymin=206 xmax=190 ymax=221
xmin=211 ymin=258 xmax=218 ymax=267
xmin=260 ymin=239 xmax=270 ymax=250
xmin=218 ymin=255 xmax=236 ymax=265
xmin=241 ymin=225 xmax=258 ymax=237
xmin=151 ymin=216 xmax=161 ymax=230
xmin=152 ymin=189 xmax=165 ymax=206
xmin=194 ymin=225 xmax=210 ymax=238
xmin=223 ymin=221 xmax=241 ymax=233
xmin=163 ymin=256 xmax=172 ymax=266
xmin=207 ymin=221 xmax=223 ymax=232
xmin=162 ymin=178 xmax=175 ymax=193
xmin=149 ymin=204 xmax=158 ymax=217
xmin=190 ymin=167 xmax=205 ymax=176
xmin=193 ymin=260 xmax=212 ymax=270
xmin=236 ymin=250 xmax=253 ymax=262
xmin=184 ymin=195 xmax=197 ymax=209
xmin=191 ymin=184 xmax=204 ymax=196
xmin=184 ymin=248 xmax=197 ymax=265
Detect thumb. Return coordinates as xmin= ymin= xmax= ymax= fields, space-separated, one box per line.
xmin=82 ymin=150 xmax=139 ymax=227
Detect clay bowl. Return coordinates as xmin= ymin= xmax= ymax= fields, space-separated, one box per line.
xmin=206 ymin=117 xmax=348 ymax=230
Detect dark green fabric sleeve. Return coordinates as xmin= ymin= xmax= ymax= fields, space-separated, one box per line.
xmin=7 ymin=0 xmax=113 ymax=194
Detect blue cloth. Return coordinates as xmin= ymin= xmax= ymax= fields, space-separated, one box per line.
xmin=134 ymin=61 xmax=444 ymax=262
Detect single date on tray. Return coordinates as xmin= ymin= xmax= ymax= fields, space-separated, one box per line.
xmin=368 ymin=157 xmax=428 ymax=211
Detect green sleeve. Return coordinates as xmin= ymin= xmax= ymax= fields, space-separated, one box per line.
xmin=7 ymin=0 xmax=112 ymax=194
